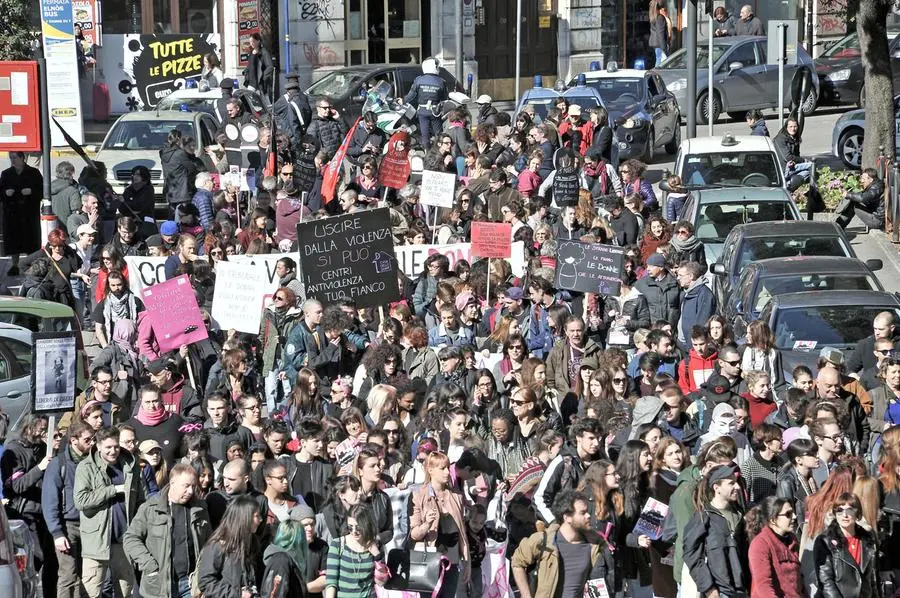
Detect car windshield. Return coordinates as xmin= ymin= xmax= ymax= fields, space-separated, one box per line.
xmin=752 ymin=274 xmax=880 ymax=314
xmin=658 ymin=46 xmax=727 ymax=69
xmin=308 ymin=70 xmax=371 ymax=99
xmin=822 ymin=33 xmax=861 ymax=59
xmin=736 ymin=236 xmax=851 ymax=272
xmin=103 ymin=120 xmax=195 ymax=150
xmin=773 ymin=305 xmax=900 ymax=350
xmin=696 ymin=202 xmax=795 ymax=242
xmin=681 ymin=151 xmax=783 ymax=187
xmin=586 ymin=78 xmax=645 ymax=106
xmin=0 ymin=313 xmax=74 ymax=333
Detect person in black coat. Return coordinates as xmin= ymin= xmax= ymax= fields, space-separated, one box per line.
xmin=835 ymin=167 xmax=886 ymax=230
xmin=198 ymin=495 xmax=264 ymax=597
xmin=121 ymin=165 xmax=155 ymax=222
xmin=0 ymin=151 xmax=43 ymax=274
xmin=261 ymin=512 xmax=314 ymax=598
xmin=243 ymin=33 xmax=275 ymax=101
xmin=605 ymin=196 xmax=639 ymax=246
xmin=160 ymin=132 xmax=203 ymax=209
xmin=273 ymin=78 xmax=313 ymax=142
xmin=813 ymin=493 xmax=879 ymax=598
xmin=346 ymin=112 xmax=387 ymax=166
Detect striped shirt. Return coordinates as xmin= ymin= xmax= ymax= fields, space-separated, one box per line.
xmin=325 ymin=537 xmax=376 ymax=598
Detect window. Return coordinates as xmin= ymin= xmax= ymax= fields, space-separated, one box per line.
xmin=724 ymin=42 xmax=758 ymax=70
xmin=397 ymin=69 xmax=419 ymax=98
xmin=0 ymin=337 xmax=31 ymax=377
xmin=647 ymin=76 xmax=660 ymax=98
xmin=103 ymin=120 xmax=196 ymax=150
xmin=100 ymin=0 xmax=142 ymax=33
xmin=182 ymin=0 xmax=215 ymax=33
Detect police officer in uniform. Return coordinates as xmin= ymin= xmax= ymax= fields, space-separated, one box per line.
xmin=273 ymin=75 xmax=312 ymax=144
xmin=214 ymin=78 xmax=237 ymax=125
xmin=400 ymin=58 xmax=448 ymax=146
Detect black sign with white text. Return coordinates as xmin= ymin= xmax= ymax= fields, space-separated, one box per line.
xmin=555 ymin=240 xmax=625 ymax=295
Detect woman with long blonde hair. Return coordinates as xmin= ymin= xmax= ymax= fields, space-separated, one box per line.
xmin=484 ymin=314 xmax=522 ymax=353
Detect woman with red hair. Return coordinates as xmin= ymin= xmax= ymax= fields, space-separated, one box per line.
xmin=19 ymin=227 xmax=82 ymax=309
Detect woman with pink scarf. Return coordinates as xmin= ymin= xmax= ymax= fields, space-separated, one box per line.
xmin=123 ymin=384 xmax=185 ymax=465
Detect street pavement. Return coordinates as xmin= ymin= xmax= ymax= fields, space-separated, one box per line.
xmin=3 ymin=105 xmax=900 ymax=298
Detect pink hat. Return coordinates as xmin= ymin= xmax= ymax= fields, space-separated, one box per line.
xmin=454 ymin=292 xmax=477 ymax=312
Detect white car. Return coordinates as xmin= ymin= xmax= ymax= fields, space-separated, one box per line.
xmin=673 ymin=133 xmax=786 ymax=189
xmin=94 ymin=110 xmax=219 ymax=206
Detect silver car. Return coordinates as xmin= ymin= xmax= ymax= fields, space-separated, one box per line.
xmin=657 ymin=36 xmax=819 ymax=124
xmin=831 ymin=94 xmax=900 ymax=169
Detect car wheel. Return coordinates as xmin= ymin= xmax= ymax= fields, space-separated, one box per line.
xmin=727 ymin=111 xmax=746 ymax=122
xmin=665 ymin=121 xmax=680 ymax=154
xmin=838 ymin=127 xmax=864 ymax=169
xmin=696 ymin=91 xmax=721 ymax=125
xmin=644 ymin=129 xmax=656 ymax=163
xmin=801 ymin=88 xmax=818 ymax=116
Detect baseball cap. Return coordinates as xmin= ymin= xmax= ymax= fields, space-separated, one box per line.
xmin=475 ymin=94 xmax=492 ymax=104
xmin=820 ymin=347 xmax=844 ymax=365
xmin=646 ymin=253 xmax=666 ymax=267
xmin=139 ymin=439 xmax=162 ymax=455
xmin=147 ymin=358 xmax=173 ymax=375
xmin=146 ymin=234 xmax=164 ymax=248
xmin=76 ymin=223 xmax=97 ymax=236
xmin=506 ymin=286 xmax=524 ymax=301
xmin=160 ymin=221 xmax=178 ymax=236
xmin=567 ymin=104 xmax=582 ymax=116
xmin=704 ymin=373 xmax=737 ymax=402
xmin=455 ymin=292 xmax=477 ymax=312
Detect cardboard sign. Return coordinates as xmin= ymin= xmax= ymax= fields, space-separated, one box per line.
xmin=420 ymin=170 xmax=457 ymax=208
xmin=140 ymin=275 xmax=209 ymax=352
xmin=394 ymin=242 xmax=526 ymax=278
xmin=555 ymin=240 xmax=625 ymax=295
xmin=378 ymin=149 xmax=411 ymax=189
xmin=211 ymin=261 xmax=270 ymax=334
xmin=297 ymin=208 xmax=400 ymax=308
xmin=32 ymin=332 xmax=78 ymax=413
xmin=471 ymin=222 xmax=512 ymax=258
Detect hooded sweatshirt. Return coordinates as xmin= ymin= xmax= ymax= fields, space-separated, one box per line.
xmin=677 ymin=349 xmax=719 ymax=395
xmin=261 ymin=543 xmax=306 ymax=598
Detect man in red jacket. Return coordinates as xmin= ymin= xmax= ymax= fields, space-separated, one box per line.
xmin=677 ymin=325 xmax=718 ymax=394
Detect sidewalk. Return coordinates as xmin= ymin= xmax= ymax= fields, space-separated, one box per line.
xmin=49 ymin=120 xmax=109 ymax=157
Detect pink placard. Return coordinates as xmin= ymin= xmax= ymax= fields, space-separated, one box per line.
xmin=471 ymin=222 xmax=512 ymax=258
xmin=140 ymin=274 xmax=209 ymax=353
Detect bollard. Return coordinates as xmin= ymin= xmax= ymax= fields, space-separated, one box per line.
xmin=40 ymin=200 xmax=57 ymax=245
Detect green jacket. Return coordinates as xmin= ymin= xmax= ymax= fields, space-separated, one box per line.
xmin=260 ymin=305 xmax=302 ymax=374
xmin=511 ymin=523 xmax=610 ymax=598
xmin=545 ymin=338 xmax=602 ymax=394
xmin=670 ymin=465 xmax=702 ymax=582
xmin=123 ymin=490 xmax=212 ymax=598
xmin=73 ymin=448 xmax=146 ymax=560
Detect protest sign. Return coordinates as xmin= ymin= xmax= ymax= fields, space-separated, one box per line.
xmin=124 ymin=256 xmax=169 ymax=295
xmin=211 ymin=261 xmax=271 ymax=334
xmin=394 ymin=241 xmax=526 ymax=279
xmin=140 ymin=275 xmax=209 ymax=352
xmin=471 ymin=222 xmax=512 ymax=258
xmin=229 ymin=253 xmax=293 ymax=296
xmin=297 ymin=208 xmax=399 ymax=308
xmin=553 ymin=164 xmax=580 ymax=206
xmin=32 ymin=332 xmax=77 ymax=413
xmin=419 ymin=170 xmax=456 ymax=208
xmin=378 ymin=148 xmax=412 ymax=189
xmin=555 ymin=240 xmax=625 ymax=295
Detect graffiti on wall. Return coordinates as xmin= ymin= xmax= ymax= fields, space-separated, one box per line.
xmin=299 ymin=0 xmax=339 ymax=37
xmin=302 ymin=42 xmax=341 ymax=67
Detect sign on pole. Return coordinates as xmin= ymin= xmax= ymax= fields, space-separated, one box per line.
xmin=471 ymin=222 xmax=512 ymax=258
xmin=39 ymin=0 xmax=85 ymax=145
xmin=211 ymin=260 xmax=271 ymax=334
xmin=32 ymin=331 xmax=78 ymax=413
xmin=555 ymin=240 xmax=625 ymax=295
xmin=297 ymin=208 xmax=400 ymax=308
xmin=0 ymin=62 xmax=41 ymax=152
xmin=140 ymin=274 xmax=209 ymax=352
xmin=420 ymin=170 xmax=457 ymax=208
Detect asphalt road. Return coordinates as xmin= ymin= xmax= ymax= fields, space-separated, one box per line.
xmin=3 ymin=106 xmax=900 ymax=296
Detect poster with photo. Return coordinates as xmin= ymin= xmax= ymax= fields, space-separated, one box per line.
xmin=32 ymin=332 xmax=78 ymax=413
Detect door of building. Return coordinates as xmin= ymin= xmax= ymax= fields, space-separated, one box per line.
xmin=474 ymin=0 xmax=557 ymax=79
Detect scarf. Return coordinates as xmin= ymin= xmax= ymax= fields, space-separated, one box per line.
xmin=585 ymin=161 xmax=610 ymax=194
xmin=670 ymin=233 xmax=702 ymax=254
xmin=112 ymin=319 xmax=139 ymax=362
xmin=135 ymin=404 xmax=170 ymax=426
xmin=103 ymin=291 xmax=138 ymax=339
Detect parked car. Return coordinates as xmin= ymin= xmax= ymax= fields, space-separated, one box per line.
xmin=94 ymin=110 xmax=219 ymax=209
xmin=515 ymin=76 xmax=605 ymax=122
xmin=719 ymin=256 xmax=884 ymax=337
xmin=815 ymin=30 xmax=900 ymax=107
xmin=571 ymin=65 xmax=681 ymax=162
xmin=759 ymin=290 xmax=900 ymax=382
xmin=672 ymin=133 xmax=786 ymax=191
xmin=831 ymin=94 xmax=900 ymax=169
xmin=307 ymin=64 xmax=461 ymax=129
xmin=657 ymin=35 xmax=819 ymax=124
xmin=156 ymin=87 xmax=266 ymax=124
xmin=677 ymin=186 xmax=799 ymax=264
xmin=709 ymin=220 xmax=859 ymax=311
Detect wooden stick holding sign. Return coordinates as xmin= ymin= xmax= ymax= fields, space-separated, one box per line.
xmin=470 ymin=222 xmax=513 ymax=306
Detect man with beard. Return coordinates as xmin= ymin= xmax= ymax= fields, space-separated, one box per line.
xmin=202 ymin=394 xmax=241 ymax=462
xmin=205 ymin=459 xmax=268 ymax=530
xmin=346 ymin=111 xmax=387 ymax=166
xmin=91 ymin=271 xmax=144 ymax=349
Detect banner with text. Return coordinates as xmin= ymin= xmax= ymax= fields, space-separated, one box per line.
xmin=140 ymin=275 xmax=209 ymax=352
xmin=471 ymin=222 xmax=512 ymax=258
xmin=122 ymin=34 xmax=220 ymax=109
xmin=297 ymin=209 xmax=400 ymax=308
xmin=555 ymin=240 xmax=625 ymax=295
xmin=395 ymin=241 xmax=526 ymax=279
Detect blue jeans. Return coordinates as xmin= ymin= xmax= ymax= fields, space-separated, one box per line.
xmin=786 ymin=161 xmax=813 ymax=184
xmin=417 ymin=110 xmax=443 ymax=146
xmin=171 ymin=574 xmax=191 ymax=598
xmin=71 ymin=278 xmax=89 ymax=324
xmin=654 ymin=47 xmax=667 ymax=65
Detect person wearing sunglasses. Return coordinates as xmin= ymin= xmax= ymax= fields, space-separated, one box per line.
xmin=259 ymin=287 xmax=300 ymax=412
xmin=747 ymin=496 xmax=802 ymax=597
xmin=811 ymin=368 xmax=869 ymax=461
xmin=813 ymin=492 xmax=878 ymax=598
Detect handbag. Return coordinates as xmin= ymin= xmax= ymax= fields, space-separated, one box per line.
xmin=384 ymin=544 xmax=451 ymax=595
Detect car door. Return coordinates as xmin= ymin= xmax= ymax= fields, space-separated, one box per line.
xmin=653 ymin=73 xmax=678 ymax=140
xmin=0 ymin=334 xmax=32 ymax=432
xmin=716 ymin=40 xmax=765 ymax=111
xmin=646 ymin=75 xmax=670 ymax=143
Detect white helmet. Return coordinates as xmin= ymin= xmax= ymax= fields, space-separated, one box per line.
xmin=422 ymin=58 xmax=438 ymax=75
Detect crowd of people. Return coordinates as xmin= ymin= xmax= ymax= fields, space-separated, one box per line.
xmin=0 ymin=54 xmax=893 ymax=598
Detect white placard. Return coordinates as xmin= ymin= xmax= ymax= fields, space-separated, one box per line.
xmin=394 ymin=241 xmax=526 ymax=278
xmin=123 ymin=256 xmax=169 ymax=296
xmin=33 ymin=334 xmax=77 ymax=413
xmin=419 ymin=170 xmax=457 ymax=208
xmin=211 ymin=261 xmax=271 ymax=334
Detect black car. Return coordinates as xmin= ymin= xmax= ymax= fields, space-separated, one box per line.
xmin=759 ymin=290 xmax=900 ymax=382
xmin=720 ymin=256 xmax=884 ymax=338
xmin=709 ymin=220 xmax=857 ymax=311
xmin=306 ymin=64 xmax=461 ymax=128
xmin=816 ymin=30 xmax=900 ymax=107
xmin=572 ymin=66 xmax=681 ymax=162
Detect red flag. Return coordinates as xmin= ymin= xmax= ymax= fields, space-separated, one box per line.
xmin=322 ymin=116 xmax=361 ymax=205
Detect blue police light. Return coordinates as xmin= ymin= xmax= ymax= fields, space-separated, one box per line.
xmin=467 ymin=73 xmax=473 ymax=85
xmin=534 ymin=75 xmax=543 ymax=88
xmin=576 ymin=73 xmax=586 ymax=86
xmin=185 ymin=79 xmax=198 ymax=89
xmin=179 ymin=103 xmax=190 ymax=112
xmin=634 ymin=58 xmax=646 ymax=70
xmin=590 ymin=61 xmax=601 ymax=71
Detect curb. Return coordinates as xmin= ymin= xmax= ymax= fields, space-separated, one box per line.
xmin=50 ymin=146 xmax=100 ymax=158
